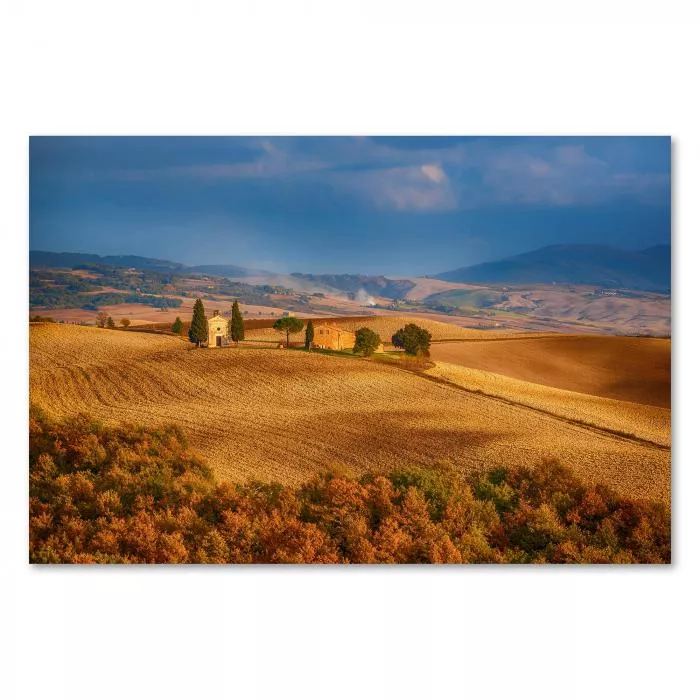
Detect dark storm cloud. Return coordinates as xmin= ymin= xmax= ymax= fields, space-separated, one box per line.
xmin=29 ymin=136 xmax=670 ymax=274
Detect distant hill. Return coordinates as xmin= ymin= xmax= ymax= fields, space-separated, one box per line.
xmin=30 ymin=251 xmax=186 ymax=272
xmin=437 ymin=244 xmax=671 ymax=291
xmin=290 ymin=273 xmax=415 ymax=300
xmin=30 ymin=251 xmax=264 ymax=277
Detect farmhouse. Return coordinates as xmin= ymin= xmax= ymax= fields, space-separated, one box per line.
xmin=313 ymin=322 xmax=384 ymax=352
xmin=208 ymin=312 xmax=229 ymax=347
xmin=313 ymin=323 xmax=356 ymax=350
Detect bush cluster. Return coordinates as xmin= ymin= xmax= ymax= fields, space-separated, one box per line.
xmin=29 ymin=409 xmax=670 ymax=564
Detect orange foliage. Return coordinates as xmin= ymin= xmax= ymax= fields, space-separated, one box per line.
xmin=29 ymin=409 xmax=671 ymax=564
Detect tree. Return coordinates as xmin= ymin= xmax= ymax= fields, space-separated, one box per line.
xmin=304 ymin=320 xmax=315 ymax=350
xmin=230 ymin=300 xmax=245 ymax=345
xmin=106 ymin=316 xmax=116 ymax=330
xmin=391 ymin=323 xmax=432 ymax=356
xmin=96 ymin=311 xmax=108 ymax=328
xmin=273 ymin=316 xmax=304 ymax=347
xmin=353 ymin=327 xmax=381 ymax=356
xmin=188 ymin=299 xmax=208 ymax=347
xmin=120 ymin=318 xmax=131 ymax=328
xmin=171 ymin=317 xmax=183 ymax=335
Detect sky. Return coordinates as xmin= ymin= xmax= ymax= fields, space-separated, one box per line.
xmin=29 ymin=136 xmax=671 ymax=275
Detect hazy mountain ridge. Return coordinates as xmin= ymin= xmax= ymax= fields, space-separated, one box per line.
xmin=30 ymin=251 xmax=187 ymax=272
xmin=31 ymin=244 xmax=672 ymax=296
xmin=437 ymin=244 xmax=671 ymax=291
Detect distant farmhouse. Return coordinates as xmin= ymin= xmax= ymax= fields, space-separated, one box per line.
xmin=312 ymin=323 xmax=356 ymax=350
xmin=312 ymin=322 xmax=384 ymax=352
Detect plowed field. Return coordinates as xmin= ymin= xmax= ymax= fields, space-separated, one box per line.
xmin=29 ymin=324 xmax=670 ymax=503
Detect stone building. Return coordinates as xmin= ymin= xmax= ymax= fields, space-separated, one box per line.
xmin=312 ymin=322 xmax=383 ymax=352
xmin=207 ymin=311 xmax=229 ymax=347
xmin=313 ymin=323 xmax=356 ymax=350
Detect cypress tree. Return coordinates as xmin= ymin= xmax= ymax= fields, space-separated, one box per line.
xmin=304 ymin=320 xmax=315 ymax=350
xmin=171 ymin=317 xmax=183 ymax=334
xmin=188 ymin=299 xmax=208 ymax=347
xmin=230 ymin=300 xmax=245 ymax=345
xmin=106 ymin=316 xmax=116 ymax=330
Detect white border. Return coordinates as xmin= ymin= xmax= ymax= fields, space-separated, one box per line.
xmin=2 ymin=3 xmax=698 ymax=699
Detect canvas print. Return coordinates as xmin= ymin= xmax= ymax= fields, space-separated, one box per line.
xmin=29 ymin=136 xmax=671 ymax=564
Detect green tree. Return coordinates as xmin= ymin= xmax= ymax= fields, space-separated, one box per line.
xmin=171 ymin=317 xmax=183 ymax=335
xmin=120 ymin=318 xmax=131 ymax=328
xmin=188 ymin=299 xmax=208 ymax=347
xmin=304 ymin=320 xmax=315 ymax=350
xmin=230 ymin=300 xmax=245 ymax=345
xmin=391 ymin=323 xmax=432 ymax=356
xmin=273 ymin=316 xmax=304 ymax=347
xmin=353 ymin=327 xmax=381 ymax=356
xmin=106 ymin=316 xmax=116 ymax=330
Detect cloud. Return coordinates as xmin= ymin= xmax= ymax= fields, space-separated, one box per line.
xmin=421 ymin=164 xmax=447 ymax=183
xmin=78 ymin=136 xmax=668 ymax=212
xmin=330 ymin=164 xmax=457 ymax=212
xmin=470 ymin=141 xmax=668 ymax=207
xmin=106 ymin=138 xmax=330 ymax=182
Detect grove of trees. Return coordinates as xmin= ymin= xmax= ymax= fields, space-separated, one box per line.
xmin=29 ymin=408 xmax=670 ymax=564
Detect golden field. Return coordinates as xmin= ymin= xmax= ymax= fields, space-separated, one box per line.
xmin=429 ymin=335 xmax=671 ymax=407
xmin=425 ymin=362 xmax=670 ymax=447
xmin=29 ymin=323 xmax=670 ymax=504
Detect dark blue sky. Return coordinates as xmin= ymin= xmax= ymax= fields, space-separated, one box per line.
xmin=29 ymin=136 xmax=671 ymax=275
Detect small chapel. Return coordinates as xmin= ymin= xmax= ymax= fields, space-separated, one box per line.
xmin=207 ymin=311 xmax=229 ymax=347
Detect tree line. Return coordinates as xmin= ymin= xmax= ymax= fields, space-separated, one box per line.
xmin=186 ymin=297 xmax=433 ymax=357
xmin=29 ymin=408 xmax=670 ymax=564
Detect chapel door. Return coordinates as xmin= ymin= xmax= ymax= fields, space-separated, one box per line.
xmin=216 ymin=336 xmax=222 ymax=347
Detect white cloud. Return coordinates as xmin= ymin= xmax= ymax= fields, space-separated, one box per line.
xmin=332 ymin=165 xmax=456 ymax=212
xmin=421 ymin=164 xmax=447 ymax=183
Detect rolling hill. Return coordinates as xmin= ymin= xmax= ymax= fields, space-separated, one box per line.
xmin=429 ymin=335 xmax=671 ymax=408
xmin=29 ymin=323 xmax=670 ymax=504
xmin=437 ymin=244 xmax=671 ymax=291
xmin=29 ymin=250 xmax=265 ymax=277
xmin=29 ymin=250 xmax=187 ymax=272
